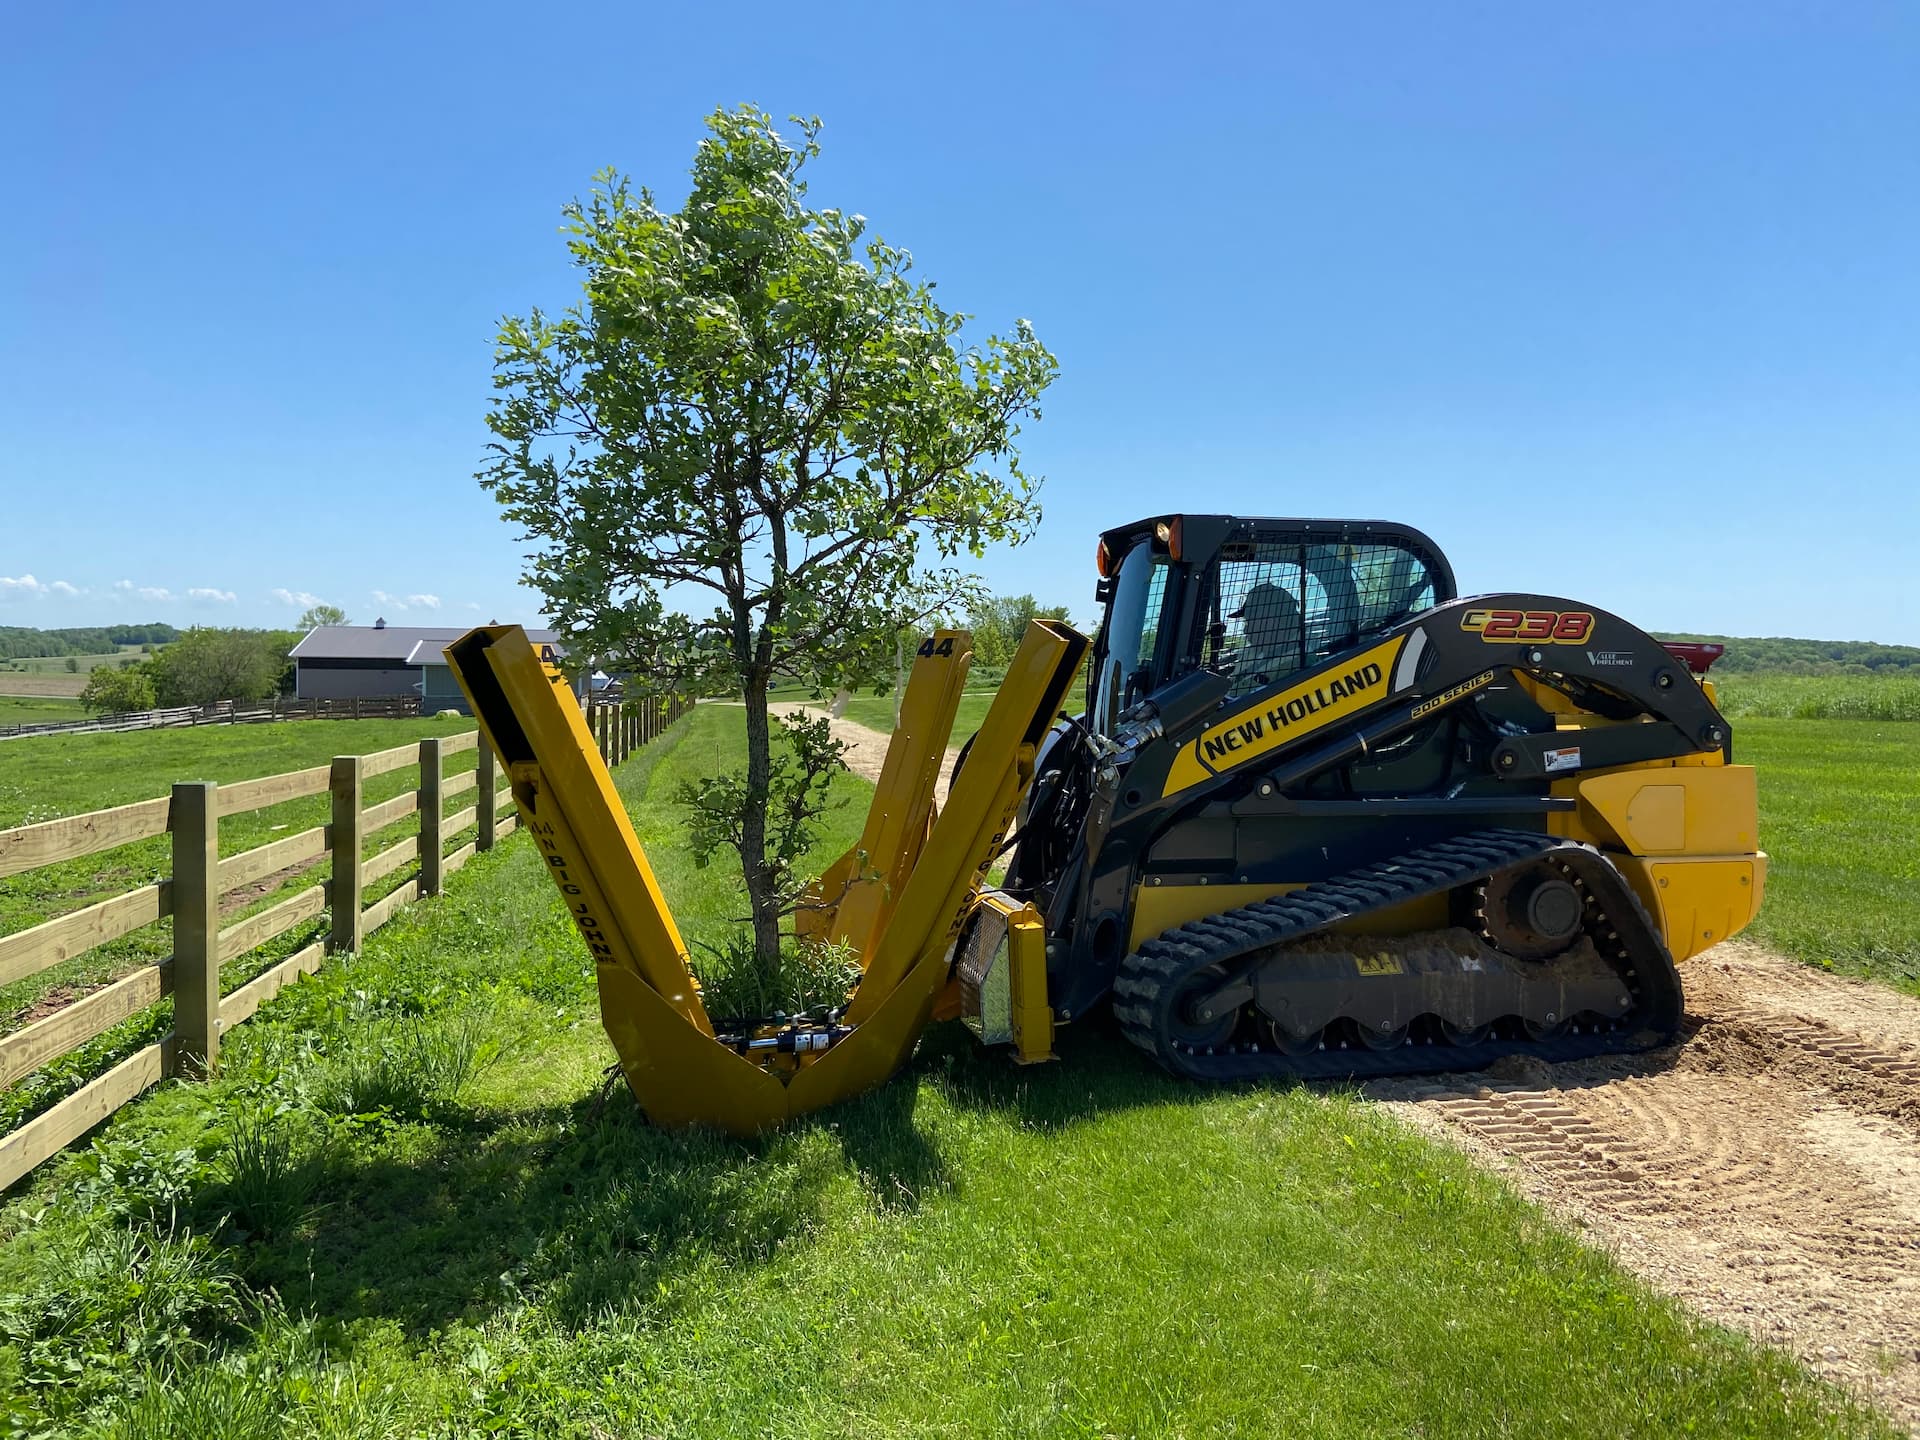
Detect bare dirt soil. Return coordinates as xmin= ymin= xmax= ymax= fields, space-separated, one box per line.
xmin=813 ymin=708 xmax=1920 ymax=1428
xmin=0 ymin=675 xmax=87 ymax=698
xmin=769 ymin=703 xmax=962 ymax=809
xmin=1371 ymin=944 xmax=1920 ymax=1430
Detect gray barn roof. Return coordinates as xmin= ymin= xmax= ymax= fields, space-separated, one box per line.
xmin=290 ymin=624 xmax=562 ymax=664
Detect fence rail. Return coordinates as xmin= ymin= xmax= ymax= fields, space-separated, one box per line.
xmin=0 ymin=695 xmax=427 ymax=741
xmin=0 ymin=693 xmax=689 ymax=1191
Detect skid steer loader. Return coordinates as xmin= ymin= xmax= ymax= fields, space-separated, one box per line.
xmin=446 ymin=513 xmax=1763 ymax=1134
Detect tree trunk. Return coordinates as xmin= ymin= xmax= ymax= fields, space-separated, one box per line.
xmin=738 ymin=664 xmax=784 ymax=982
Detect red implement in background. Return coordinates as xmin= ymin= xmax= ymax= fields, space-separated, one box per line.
xmin=1661 ymin=642 xmax=1725 ymax=675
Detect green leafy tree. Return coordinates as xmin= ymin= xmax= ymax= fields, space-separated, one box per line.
xmin=297 ymin=603 xmax=348 ymax=629
xmin=482 ymin=106 xmax=1057 ymax=978
xmin=147 ymin=629 xmax=284 ymax=708
xmin=79 ymin=664 xmax=155 ymax=714
xmin=967 ymin=594 xmax=1073 ymax=671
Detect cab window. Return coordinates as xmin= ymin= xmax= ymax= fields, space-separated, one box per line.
xmin=1208 ymin=540 xmax=1440 ymax=695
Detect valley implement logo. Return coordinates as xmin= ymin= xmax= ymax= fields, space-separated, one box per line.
xmin=1459 ymin=608 xmax=1594 ymax=643
xmin=1162 ymin=635 xmax=1407 ymax=796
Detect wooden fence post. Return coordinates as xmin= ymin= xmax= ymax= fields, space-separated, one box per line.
xmin=330 ymin=756 xmax=364 ymax=955
xmin=419 ymin=737 xmax=445 ymax=897
xmin=169 ymin=781 xmax=220 ymax=1079
xmin=476 ymin=737 xmax=497 ymax=852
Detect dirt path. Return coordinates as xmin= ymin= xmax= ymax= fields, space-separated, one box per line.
xmin=806 ymin=704 xmax=1920 ymax=1425
xmin=770 ymin=703 xmax=963 ymax=809
xmin=1372 ymin=942 xmax=1920 ymax=1429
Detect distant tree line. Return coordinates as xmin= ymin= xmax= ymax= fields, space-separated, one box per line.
xmin=78 ymin=628 xmax=302 ymax=714
xmin=1654 ymin=633 xmax=1920 ymax=675
xmin=0 ymin=623 xmax=180 ymax=659
xmin=965 ymin=594 xmax=1074 ymax=673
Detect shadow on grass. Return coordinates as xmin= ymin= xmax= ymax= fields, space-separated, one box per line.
xmin=913 ymin=1010 xmax=1242 ymax=1129
xmin=211 ymin=1017 xmax=1221 ymax=1342
xmin=228 ymin=1007 xmax=1714 ymax=1345
xmin=222 ymin=1068 xmax=969 ymax=1336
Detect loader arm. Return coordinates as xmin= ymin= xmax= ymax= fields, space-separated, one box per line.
xmin=444 ymin=621 xmax=1087 ymax=1136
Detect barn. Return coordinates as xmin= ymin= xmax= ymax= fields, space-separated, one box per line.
xmin=289 ymin=619 xmax=569 ymax=713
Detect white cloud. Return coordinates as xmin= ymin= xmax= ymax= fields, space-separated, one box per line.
xmin=189 ymin=587 xmax=237 ymax=605
xmin=371 ymin=589 xmax=440 ymax=613
xmin=49 ymin=580 xmax=82 ymax=597
xmin=0 ymin=574 xmax=45 ymax=600
xmin=271 ymin=587 xmax=325 ymax=608
xmin=114 ymin=580 xmax=173 ymax=602
xmin=464 ymin=602 xmax=483 ymax=612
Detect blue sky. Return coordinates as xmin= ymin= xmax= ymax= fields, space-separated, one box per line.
xmin=3 ymin=2 xmax=1916 ymax=643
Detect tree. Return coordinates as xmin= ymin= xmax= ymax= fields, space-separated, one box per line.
xmin=63 ymin=657 xmax=79 ymax=674
xmin=482 ymin=106 xmax=1057 ymax=980
xmin=967 ymin=594 xmax=1073 ymax=671
xmin=298 ymin=603 xmax=348 ymax=629
xmin=147 ymin=629 xmax=284 ymax=708
xmin=80 ymin=664 xmax=155 ymax=714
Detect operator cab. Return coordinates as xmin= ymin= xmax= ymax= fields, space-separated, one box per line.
xmin=1087 ymin=514 xmax=1457 ymax=737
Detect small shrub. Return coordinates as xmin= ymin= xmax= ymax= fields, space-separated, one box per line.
xmin=692 ymin=933 xmax=862 ymax=1023
xmin=315 ymin=1007 xmax=513 ymax=1120
xmin=0 ymin=1226 xmax=246 ymax=1405
xmin=216 ymin=1107 xmax=327 ymax=1241
xmin=70 ymin=1134 xmax=205 ymax=1229
xmin=96 ymin=1362 xmax=279 ymax=1440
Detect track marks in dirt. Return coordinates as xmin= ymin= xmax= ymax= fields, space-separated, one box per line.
xmin=1374 ymin=948 xmax=1920 ymax=1430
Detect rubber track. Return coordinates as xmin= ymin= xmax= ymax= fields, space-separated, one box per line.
xmin=1111 ymin=829 xmax=1685 ymax=1082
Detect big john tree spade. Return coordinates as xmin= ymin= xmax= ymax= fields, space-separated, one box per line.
xmin=481 ymin=107 xmax=1057 ymax=986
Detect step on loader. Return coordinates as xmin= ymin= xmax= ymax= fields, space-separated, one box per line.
xmin=447 ymin=513 xmax=1764 ymax=1133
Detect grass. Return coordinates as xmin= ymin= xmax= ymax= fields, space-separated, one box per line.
xmin=0 ymin=705 xmax=1893 ymax=1438
xmin=0 ymin=695 xmax=87 ymax=727
xmin=0 ymin=715 xmax=484 ymax=1137
xmin=1715 ymin=671 xmax=1920 ymax=721
xmin=0 ymin=646 xmax=146 ymax=675
xmin=0 ymin=647 xmax=145 ymax=700
xmin=837 ymin=689 xmax=997 ymax=742
xmin=1738 ymin=718 xmax=1920 ymax=992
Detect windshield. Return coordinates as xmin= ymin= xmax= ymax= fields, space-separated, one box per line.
xmin=1089 ymin=540 xmax=1170 ymax=734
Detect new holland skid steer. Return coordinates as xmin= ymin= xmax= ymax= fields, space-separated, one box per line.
xmin=446 ymin=513 xmax=1764 ymax=1134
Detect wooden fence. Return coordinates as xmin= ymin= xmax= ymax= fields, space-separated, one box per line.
xmin=586 ymin=692 xmax=690 ymax=767
xmin=0 ymin=694 xmax=424 ymax=741
xmin=0 ymin=695 xmax=688 ymax=1191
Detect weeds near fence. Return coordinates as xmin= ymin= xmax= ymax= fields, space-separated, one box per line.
xmin=315 ymin=1007 xmax=515 ymax=1121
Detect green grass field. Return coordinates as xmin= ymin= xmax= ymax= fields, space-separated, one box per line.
xmin=0 ymin=696 xmax=86 ymax=727
xmin=1716 ymin=671 xmax=1920 ymax=721
xmin=0 ymin=716 xmax=485 ymax=1136
xmin=1738 ymin=718 xmax=1920 ymax=992
xmin=837 ymin=689 xmax=995 ymax=740
xmin=0 ymin=706 xmax=1891 ymax=1438
xmin=0 ymin=646 xmax=145 ymax=676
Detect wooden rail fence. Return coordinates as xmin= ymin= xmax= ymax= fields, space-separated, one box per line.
xmin=0 ymin=694 xmax=426 ymax=741
xmin=0 ymin=694 xmax=689 ymax=1191
xmin=586 ymin=692 xmax=690 ymax=768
